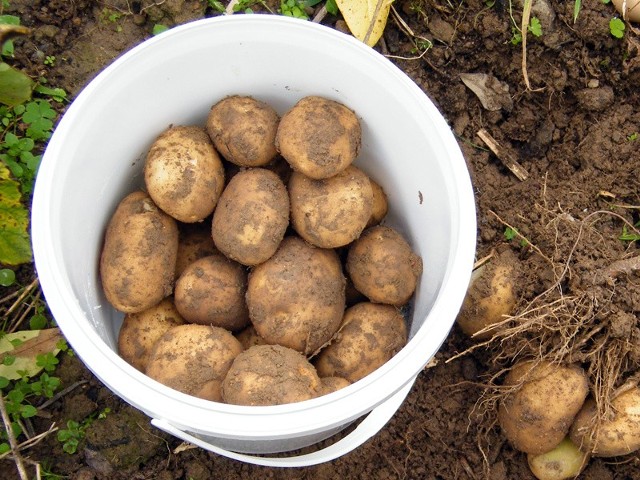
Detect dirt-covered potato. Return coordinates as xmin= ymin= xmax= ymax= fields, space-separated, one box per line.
xmin=314 ymin=302 xmax=407 ymax=383
xmin=527 ymin=437 xmax=589 ymax=480
xmin=146 ymin=324 xmax=243 ymax=402
xmin=366 ymin=178 xmax=388 ymax=227
xmin=100 ymin=191 xmax=178 ymax=313
xmin=117 ymin=298 xmax=185 ymax=372
xmin=174 ymin=254 xmax=249 ymax=331
xmin=276 ymin=96 xmax=361 ymax=179
xmin=569 ymin=387 xmax=640 ymax=457
xmin=246 ymin=236 xmax=346 ymax=355
xmin=221 ymin=344 xmax=321 ymax=406
xmin=206 ymin=95 xmax=279 ymax=167
xmin=288 ymin=166 xmax=373 ymax=249
xmin=175 ymin=222 xmax=218 ymax=277
xmin=144 ymin=125 xmax=225 ymax=223
xmin=212 ymin=168 xmax=289 ymax=266
xmin=319 ymin=376 xmax=352 ymax=396
xmin=235 ymin=325 xmax=269 ymax=350
xmin=346 ymin=226 xmax=422 ymax=306
xmin=498 ymin=360 xmax=590 ymax=455
xmin=456 ymin=249 xmax=519 ymax=339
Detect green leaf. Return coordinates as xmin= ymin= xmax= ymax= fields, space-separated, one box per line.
xmin=0 ymin=165 xmax=32 ymax=265
xmin=529 ymin=17 xmax=542 ymax=37
xmin=610 ymin=17 xmax=625 ymax=38
xmin=152 ymin=24 xmax=169 ymax=35
xmin=0 ymin=329 xmax=63 ymax=380
xmin=0 ymin=62 xmax=33 ymax=106
xmin=0 ymin=15 xmax=21 ymax=57
xmin=33 ymin=84 xmax=67 ymax=103
xmin=325 ymin=0 xmax=339 ymax=14
xmin=0 ymin=375 xmax=9 ymax=388
xmin=0 ymin=442 xmax=10 ymax=455
xmin=0 ymin=267 xmax=15 ymax=286
xmin=20 ymin=404 xmax=37 ymax=418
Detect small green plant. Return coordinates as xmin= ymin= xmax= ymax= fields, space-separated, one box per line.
xmin=511 ymin=16 xmax=542 ymax=45
xmin=207 ymin=0 xmax=226 ymax=12
xmin=280 ymin=0 xmax=309 ymax=18
xmin=57 ymin=407 xmax=111 ymax=454
xmin=627 ymin=132 xmax=638 ymax=142
xmin=609 ymin=17 xmax=625 ymax=38
xmin=100 ymin=8 xmax=123 ymax=32
xmin=0 ymin=268 xmax=15 ymax=286
xmin=152 ymin=24 xmax=169 ymax=35
xmin=504 ymin=226 xmax=529 ymax=247
xmin=619 ymin=222 xmax=640 ymax=242
xmin=43 ymin=55 xmax=55 ymax=66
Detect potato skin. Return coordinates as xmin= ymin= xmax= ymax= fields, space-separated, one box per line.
xmin=144 ymin=125 xmax=225 ymax=223
xmin=288 ymin=166 xmax=373 ymax=249
xmin=319 ymin=377 xmax=352 ymax=396
xmin=346 ymin=226 xmax=422 ymax=306
xmin=117 ymin=298 xmax=185 ymax=372
xmin=246 ymin=236 xmax=346 ymax=355
xmin=206 ymin=95 xmax=279 ymax=167
xmin=569 ymin=387 xmax=640 ymax=457
xmin=174 ymin=254 xmax=250 ymax=331
xmin=366 ymin=178 xmax=388 ymax=227
xmin=527 ymin=437 xmax=589 ymax=480
xmin=498 ymin=360 xmax=590 ymax=455
xmin=234 ymin=325 xmax=269 ymax=350
xmin=276 ymin=96 xmax=361 ymax=179
xmin=314 ymin=302 xmax=407 ymax=382
xmin=456 ymin=249 xmax=519 ymax=339
xmin=221 ymin=344 xmax=321 ymax=406
xmin=100 ymin=191 xmax=178 ymax=313
xmin=175 ymin=222 xmax=218 ymax=277
xmin=212 ymin=168 xmax=289 ymax=266
xmin=146 ymin=324 xmax=243 ymax=402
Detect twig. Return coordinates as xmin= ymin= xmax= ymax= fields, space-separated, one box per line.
xmin=312 ymin=4 xmax=327 ymax=23
xmin=0 ymin=423 xmax=59 ymax=461
xmin=38 ymin=380 xmax=89 ymax=411
xmin=9 ymin=289 xmax=42 ymax=334
xmin=5 ymin=278 xmax=39 ymax=318
xmin=521 ymin=0 xmax=532 ymax=90
xmin=225 ymin=0 xmax=239 ymax=15
xmin=476 ymin=129 xmax=529 ymax=181
xmin=0 ymin=393 xmax=29 ymax=480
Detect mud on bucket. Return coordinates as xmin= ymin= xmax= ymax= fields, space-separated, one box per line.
xmin=31 ymin=15 xmax=476 ymax=467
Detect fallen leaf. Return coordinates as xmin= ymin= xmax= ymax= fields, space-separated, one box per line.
xmin=460 ymin=73 xmax=513 ymax=112
xmin=0 ymin=328 xmax=63 ymax=380
xmin=336 ymin=0 xmax=393 ymax=47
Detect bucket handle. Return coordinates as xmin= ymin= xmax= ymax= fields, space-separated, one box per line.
xmin=150 ymin=379 xmax=414 ymax=467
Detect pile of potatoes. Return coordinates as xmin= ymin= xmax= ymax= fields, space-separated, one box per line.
xmin=100 ymin=95 xmax=422 ymax=407
xmin=455 ymin=255 xmax=640 ymax=479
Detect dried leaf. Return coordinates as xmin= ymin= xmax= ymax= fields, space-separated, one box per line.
xmin=336 ymin=0 xmax=393 ymax=47
xmin=460 ymin=73 xmax=514 ymax=112
xmin=0 ymin=165 xmax=32 ymax=265
xmin=0 ymin=328 xmax=63 ymax=380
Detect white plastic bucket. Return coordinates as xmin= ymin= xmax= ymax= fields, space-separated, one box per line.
xmin=31 ymin=15 xmax=476 ymax=467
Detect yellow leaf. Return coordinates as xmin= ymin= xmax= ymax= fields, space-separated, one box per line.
xmin=336 ymin=0 xmax=393 ymax=47
xmin=0 ymin=328 xmax=63 ymax=380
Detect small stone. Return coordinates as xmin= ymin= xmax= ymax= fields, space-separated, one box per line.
xmin=575 ymin=86 xmax=614 ymax=112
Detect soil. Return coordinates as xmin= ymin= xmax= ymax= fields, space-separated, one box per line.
xmin=2 ymin=0 xmax=640 ymax=479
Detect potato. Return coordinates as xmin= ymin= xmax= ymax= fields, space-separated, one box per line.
xmin=569 ymin=387 xmax=640 ymax=457
xmin=117 ymin=298 xmax=185 ymax=372
xmin=100 ymin=191 xmax=178 ymax=313
xmin=288 ymin=166 xmax=373 ymax=249
xmin=527 ymin=437 xmax=589 ymax=480
xmin=246 ymin=236 xmax=346 ymax=355
xmin=146 ymin=324 xmax=242 ymax=402
xmin=456 ymin=249 xmax=519 ymax=339
xmin=235 ymin=325 xmax=269 ymax=350
xmin=319 ymin=376 xmax=352 ymax=396
xmin=612 ymin=0 xmax=640 ymax=22
xmin=211 ymin=168 xmax=289 ymax=266
xmin=144 ymin=125 xmax=225 ymax=223
xmin=346 ymin=226 xmax=422 ymax=306
xmin=174 ymin=254 xmax=250 ymax=331
xmin=314 ymin=302 xmax=407 ymax=383
xmin=221 ymin=344 xmax=321 ymax=406
xmin=498 ymin=360 xmax=589 ymax=455
xmin=175 ymin=222 xmax=218 ymax=277
xmin=366 ymin=178 xmax=388 ymax=227
xmin=206 ymin=95 xmax=279 ymax=167
xmin=276 ymin=96 xmax=361 ymax=179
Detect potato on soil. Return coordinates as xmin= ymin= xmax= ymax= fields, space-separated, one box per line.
xmin=146 ymin=324 xmax=243 ymax=402
xmin=100 ymin=190 xmax=178 ymax=313
xmin=498 ymin=360 xmax=589 ymax=455
xmin=569 ymin=387 xmax=640 ymax=457
xmin=221 ymin=344 xmax=321 ymax=406
xmin=144 ymin=125 xmax=225 ymax=223
xmin=174 ymin=254 xmax=249 ymax=331
xmin=456 ymin=249 xmax=519 ymax=339
xmin=117 ymin=298 xmax=185 ymax=372
xmin=206 ymin=95 xmax=279 ymax=167
xmin=288 ymin=166 xmax=373 ymax=249
xmin=527 ymin=437 xmax=589 ymax=480
xmin=246 ymin=236 xmax=346 ymax=355
xmin=346 ymin=226 xmax=422 ymax=306
xmin=366 ymin=178 xmax=388 ymax=227
xmin=212 ymin=168 xmax=289 ymax=266
xmin=314 ymin=302 xmax=407 ymax=383
xmin=175 ymin=222 xmax=218 ymax=277
xmin=319 ymin=376 xmax=351 ymax=396
xmin=276 ymin=96 xmax=361 ymax=180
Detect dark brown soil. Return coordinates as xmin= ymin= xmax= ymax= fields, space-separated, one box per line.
xmin=2 ymin=0 xmax=639 ymax=479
